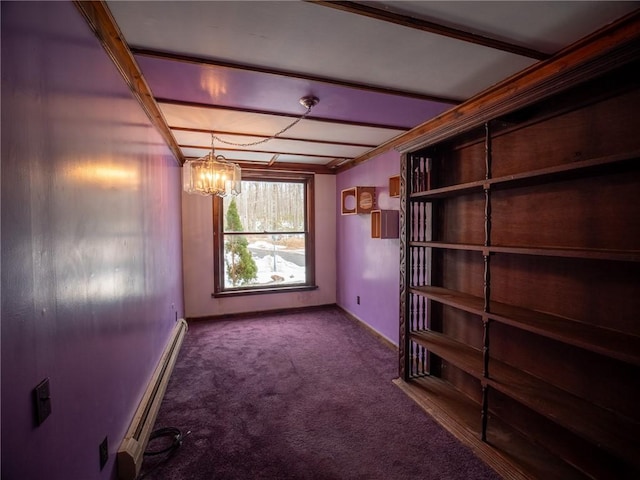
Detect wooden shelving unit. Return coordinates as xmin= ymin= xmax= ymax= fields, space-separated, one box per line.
xmin=410 ymin=285 xmax=640 ymax=366
xmin=371 ymin=210 xmax=399 ymax=239
xmin=410 ymin=150 xmax=640 ymax=201
xmin=410 ymin=329 xmax=638 ymax=465
xmin=411 ymin=241 xmax=640 ymax=262
xmin=398 ymin=60 xmax=640 ymax=479
xmin=389 ymin=175 xmax=400 ymax=198
xmin=341 ymin=186 xmax=375 ymax=215
xmin=394 ymin=376 xmax=590 ymax=480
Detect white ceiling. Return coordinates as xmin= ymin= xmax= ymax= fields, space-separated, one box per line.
xmin=106 ymin=1 xmax=640 ymax=171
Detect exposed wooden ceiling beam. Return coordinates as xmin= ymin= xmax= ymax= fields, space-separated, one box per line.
xmin=170 ymin=126 xmax=377 ymax=149
xmin=131 ymin=47 xmax=461 ymax=105
xmin=157 ymin=98 xmax=409 ymax=132
xmin=240 ymin=161 xmax=334 ymax=174
xmin=183 ymin=159 xmax=335 ymax=175
xmin=325 ymin=157 xmax=351 ymax=169
xmin=268 ymin=154 xmax=280 ymax=167
xmin=309 ymin=1 xmax=550 ymax=61
xmin=73 ymin=1 xmax=184 ymax=166
xmin=179 ymin=145 xmax=342 ymax=160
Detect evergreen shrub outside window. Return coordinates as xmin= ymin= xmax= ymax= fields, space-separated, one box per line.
xmin=212 ymin=172 xmax=316 ymax=296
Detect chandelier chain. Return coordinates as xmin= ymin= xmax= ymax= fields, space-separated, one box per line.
xmin=212 ymin=105 xmax=314 ymax=148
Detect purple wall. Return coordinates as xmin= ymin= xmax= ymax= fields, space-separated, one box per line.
xmin=1 ymin=3 xmax=184 ymax=479
xmin=336 ymin=150 xmax=401 ymax=345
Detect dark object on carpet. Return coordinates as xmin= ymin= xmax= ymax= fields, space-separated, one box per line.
xmin=139 ymin=306 xmax=501 ymax=479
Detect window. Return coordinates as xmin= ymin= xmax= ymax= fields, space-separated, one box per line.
xmin=212 ymin=171 xmax=315 ymax=296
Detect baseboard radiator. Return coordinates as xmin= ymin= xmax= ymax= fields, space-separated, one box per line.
xmin=117 ymin=319 xmax=188 ymax=480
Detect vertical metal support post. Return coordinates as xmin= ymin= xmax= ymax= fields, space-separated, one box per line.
xmin=481 ymin=384 xmax=489 ymax=442
xmin=484 ymin=121 xmax=492 ymax=251
xmin=484 ymin=121 xmax=493 ymax=313
xmin=482 ymin=317 xmax=491 ymax=378
xmin=481 ymin=122 xmax=493 ymax=443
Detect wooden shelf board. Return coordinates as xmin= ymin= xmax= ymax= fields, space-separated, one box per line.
xmin=412 ymin=241 xmax=487 ymax=253
xmin=410 ymin=286 xmax=485 ymax=316
xmin=410 ymin=180 xmax=485 ymax=199
xmin=410 ymin=285 xmax=640 ymax=366
xmin=410 ymin=329 xmax=640 ymax=467
xmin=409 ymin=149 xmax=640 ymax=199
xmin=488 ymin=149 xmax=640 ymax=191
xmin=411 ymin=241 xmax=640 ymax=262
xmin=393 ymin=377 xmax=585 ymax=480
xmin=487 ymin=301 xmax=640 ymax=367
xmin=411 ymin=330 xmax=484 ymax=378
xmin=488 ymin=402 xmax=632 ymax=480
xmin=490 ymin=244 xmax=640 ymax=262
xmin=488 ymin=361 xmax=640 ymax=469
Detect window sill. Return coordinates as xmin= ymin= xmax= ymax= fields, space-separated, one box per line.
xmin=212 ymin=285 xmax=318 ymax=298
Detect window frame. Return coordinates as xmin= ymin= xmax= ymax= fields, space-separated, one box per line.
xmin=212 ymin=170 xmax=316 ymax=297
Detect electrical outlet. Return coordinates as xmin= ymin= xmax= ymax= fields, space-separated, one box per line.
xmin=34 ymin=378 xmax=52 ymax=425
xmin=99 ymin=436 xmax=109 ymax=470
xmin=357 ymin=296 xmax=360 ymax=305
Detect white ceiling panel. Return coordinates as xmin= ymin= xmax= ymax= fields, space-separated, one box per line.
xmin=181 ymin=147 xmax=273 ymax=162
xmin=102 ymin=1 xmax=639 ymax=171
xmin=160 ymin=103 xmax=406 ymax=146
xmin=109 ymin=1 xmax=536 ymax=99
xmin=371 ymin=1 xmax=640 ymax=54
xmin=171 ymin=130 xmax=372 ymax=157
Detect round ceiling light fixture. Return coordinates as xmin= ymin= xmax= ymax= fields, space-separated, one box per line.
xmin=300 ymin=96 xmax=320 ymax=110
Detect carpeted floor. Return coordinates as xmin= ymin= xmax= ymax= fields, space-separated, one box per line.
xmin=139 ymin=306 xmax=501 ymax=480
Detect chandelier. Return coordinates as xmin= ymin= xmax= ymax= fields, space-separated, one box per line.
xmin=182 ymin=96 xmax=319 ymax=197
xmin=182 ymin=134 xmax=241 ymax=197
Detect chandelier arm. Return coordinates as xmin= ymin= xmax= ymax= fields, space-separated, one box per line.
xmin=212 ymin=105 xmax=314 ymax=148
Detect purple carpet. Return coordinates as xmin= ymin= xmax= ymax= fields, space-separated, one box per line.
xmin=140 ymin=306 xmax=500 ymax=479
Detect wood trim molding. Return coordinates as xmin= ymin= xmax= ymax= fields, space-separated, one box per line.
xmin=338 ymin=10 xmax=640 ymax=172
xmin=180 ymin=144 xmax=341 ymax=160
xmin=73 ymin=1 xmax=185 ymax=166
xmin=309 ymin=1 xmax=550 ymax=61
xmin=187 ymin=304 xmax=338 ymax=322
xmin=325 ymin=157 xmax=351 ymax=169
xmin=338 ymin=307 xmax=398 ymax=352
xmin=181 ymin=159 xmax=335 ymax=175
xmin=268 ymin=154 xmax=279 ymax=167
xmin=117 ymin=319 xmax=188 ymax=480
xmin=238 ymin=161 xmax=334 ymax=175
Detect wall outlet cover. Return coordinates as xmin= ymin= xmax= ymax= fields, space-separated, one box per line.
xmin=34 ymin=378 xmax=52 ymax=425
xmin=99 ymin=436 xmax=109 ymax=470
